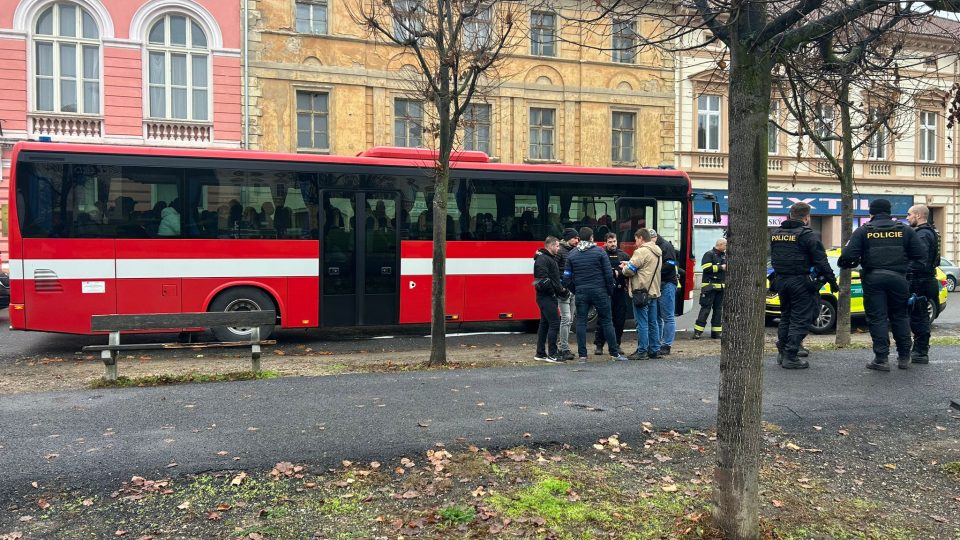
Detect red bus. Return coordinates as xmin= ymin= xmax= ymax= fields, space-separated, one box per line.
xmin=6 ymin=141 xmax=695 ymax=340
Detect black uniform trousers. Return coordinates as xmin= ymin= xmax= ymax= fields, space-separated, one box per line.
xmin=535 ymin=293 xmax=560 ymax=357
xmin=909 ymin=276 xmax=939 ymax=356
xmin=862 ymin=270 xmax=912 ymax=358
xmin=595 ymin=289 xmax=628 ymax=351
xmin=775 ymin=275 xmax=817 ymax=357
xmin=694 ymin=286 xmax=723 ymax=335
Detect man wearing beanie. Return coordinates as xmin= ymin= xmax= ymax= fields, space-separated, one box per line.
xmin=839 ymin=198 xmax=926 ymax=371
xmin=555 ymin=228 xmax=580 ymax=361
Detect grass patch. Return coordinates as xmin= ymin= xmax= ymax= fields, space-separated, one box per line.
xmin=930 ymin=336 xmax=960 ymax=346
xmin=90 ymin=370 xmax=281 ymax=388
xmin=438 ymin=505 xmax=476 ymax=525
xmin=943 ymin=461 xmax=960 ymax=478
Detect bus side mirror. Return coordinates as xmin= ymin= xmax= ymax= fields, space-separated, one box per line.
xmin=711 ymin=201 xmax=721 ymax=223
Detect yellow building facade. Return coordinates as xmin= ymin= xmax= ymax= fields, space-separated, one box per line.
xmin=246 ymin=0 xmax=676 ymax=168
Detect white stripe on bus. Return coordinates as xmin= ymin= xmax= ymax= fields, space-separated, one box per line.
xmin=9 ymin=257 xmax=534 ymax=280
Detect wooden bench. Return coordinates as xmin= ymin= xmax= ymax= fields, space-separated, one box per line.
xmin=83 ymin=311 xmax=277 ymax=381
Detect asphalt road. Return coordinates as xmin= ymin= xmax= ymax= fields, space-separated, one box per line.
xmin=1 ymin=345 xmax=958 ymax=504
xmin=2 ymin=292 xmax=959 ymax=363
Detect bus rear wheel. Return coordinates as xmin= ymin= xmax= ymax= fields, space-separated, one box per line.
xmin=208 ymin=287 xmax=277 ymax=342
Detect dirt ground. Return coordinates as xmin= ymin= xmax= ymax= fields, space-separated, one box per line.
xmin=0 ymin=329 xmax=907 ymax=395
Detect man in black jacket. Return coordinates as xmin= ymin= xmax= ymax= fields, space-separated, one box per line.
xmin=555 ymin=228 xmax=579 ymax=361
xmin=651 ymin=230 xmax=679 ymax=355
xmin=906 ymin=204 xmax=940 ymax=364
xmin=839 ymin=199 xmax=926 ymax=371
xmin=694 ymin=238 xmax=726 ymax=339
xmin=533 ymin=236 xmax=566 ymax=362
xmin=594 ymin=232 xmax=630 ymax=355
xmin=564 ymin=227 xmax=628 ymax=362
xmin=770 ymin=202 xmax=838 ymax=369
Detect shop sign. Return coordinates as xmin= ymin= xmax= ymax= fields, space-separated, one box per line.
xmin=694 ymin=190 xmax=913 ymax=217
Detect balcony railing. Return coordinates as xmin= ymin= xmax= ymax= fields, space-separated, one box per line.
xmin=920 ymin=165 xmax=942 ymax=177
xmin=144 ymin=119 xmax=213 ymax=145
xmin=28 ymin=113 xmax=103 ymax=139
xmin=868 ymin=162 xmax=891 ymax=176
xmin=698 ymin=154 xmax=725 ymax=169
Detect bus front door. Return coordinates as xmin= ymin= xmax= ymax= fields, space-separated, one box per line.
xmin=320 ymin=191 xmax=400 ymax=327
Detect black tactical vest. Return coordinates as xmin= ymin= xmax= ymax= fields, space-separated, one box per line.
xmin=863 ymin=221 xmax=907 ymax=272
xmin=770 ymin=225 xmax=810 ymax=275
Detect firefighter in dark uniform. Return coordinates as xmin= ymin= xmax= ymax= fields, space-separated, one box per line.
xmin=693 ymin=238 xmax=726 ymax=339
xmin=838 ymin=199 xmax=926 ymax=371
xmin=770 ymin=202 xmax=838 ymax=369
xmin=906 ymin=204 xmax=940 ymax=364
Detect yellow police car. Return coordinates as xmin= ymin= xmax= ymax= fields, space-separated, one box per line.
xmin=765 ymin=249 xmax=949 ymax=334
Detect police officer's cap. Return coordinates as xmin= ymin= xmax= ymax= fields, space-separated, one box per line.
xmin=868 ymin=199 xmax=892 ymax=215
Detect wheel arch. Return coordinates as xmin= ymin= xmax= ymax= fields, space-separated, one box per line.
xmin=203 ymin=282 xmax=284 ymax=323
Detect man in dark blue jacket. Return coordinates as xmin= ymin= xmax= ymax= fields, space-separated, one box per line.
xmin=564 ymin=227 xmax=628 ymax=362
xmin=839 ymin=199 xmax=926 ymax=371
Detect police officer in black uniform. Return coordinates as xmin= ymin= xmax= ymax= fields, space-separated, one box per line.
xmin=594 ymin=232 xmax=631 ymax=355
xmin=838 ymin=199 xmax=926 ymax=371
xmin=770 ymin=202 xmax=838 ymax=369
xmin=906 ymin=204 xmax=940 ymax=365
xmin=693 ymin=238 xmax=726 ymax=339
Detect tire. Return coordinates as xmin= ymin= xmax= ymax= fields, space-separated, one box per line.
xmin=809 ymin=298 xmax=837 ymax=335
xmin=947 ymin=276 xmax=956 ymax=293
xmin=208 ymin=287 xmax=277 ymax=342
xmin=927 ymin=299 xmax=939 ymax=323
xmin=585 ymin=305 xmax=598 ymax=331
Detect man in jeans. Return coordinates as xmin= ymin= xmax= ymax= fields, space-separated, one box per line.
xmin=564 ymin=227 xmax=628 ymax=362
xmin=651 ymin=230 xmax=678 ymax=355
xmin=555 ymin=228 xmax=579 ymax=361
xmin=622 ymin=228 xmax=663 ymax=360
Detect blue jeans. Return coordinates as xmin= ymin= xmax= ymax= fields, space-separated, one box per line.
xmin=634 ymin=299 xmax=660 ymax=353
xmin=575 ymin=288 xmax=619 ymax=357
xmin=657 ymin=282 xmax=677 ymax=347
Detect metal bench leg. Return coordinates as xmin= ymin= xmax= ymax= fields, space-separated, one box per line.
xmin=250 ymin=326 xmax=261 ymax=373
xmin=102 ymin=331 xmax=120 ymax=381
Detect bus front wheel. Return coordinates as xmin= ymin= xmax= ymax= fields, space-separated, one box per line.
xmin=208 ymin=287 xmax=277 ymax=342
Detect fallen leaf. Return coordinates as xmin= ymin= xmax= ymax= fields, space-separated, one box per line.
xmin=81 ymin=499 xmax=94 ymax=507
xmin=772 ymin=499 xmax=784 ymax=508
xmin=661 ymin=484 xmax=679 ymax=492
xmin=882 ymin=463 xmax=897 ymax=470
xmin=935 ymin=426 xmax=946 ymax=431
xmin=44 ymin=453 xmax=59 ymax=460
xmin=417 ymin=421 xmax=431 ymax=428
xmin=216 ymin=503 xmax=232 ymax=511
xmin=30 ymin=482 xmax=38 ymax=489
xmin=206 ymin=511 xmax=221 ymax=521
xmin=114 ymin=530 xmax=128 ymax=537
xmin=216 ymin=451 xmax=229 ymax=456
xmin=838 ymin=429 xmax=849 ymax=436
xmin=177 ymin=501 xmax=191 ymax=510
xmin=342 ymin=460 xmax=353 ymax=467
xmin=813 ymin=426 xmax=822 ymax=431
xmin=37 ymin=499 xmax=50 ymax=510
xmin=231 ymin=472 xmax=248 ymax=486
xmin=784 ymin=442 xmax=801 ymax=451
xmin=523 ymin=432 xmax=532 ymax=438
xmin=401 ymin=490 xmax=419 ymax=499
xmin=370 ymin=461 xmax=381 ymax=469
xmin=247 ymin=427 xmax=258 ymax=432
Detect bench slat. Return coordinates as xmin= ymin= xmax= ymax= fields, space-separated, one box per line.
xmin=82 ymin=340 xmax=277 ymax=352
xmin=91 ymin=311 xmax=276 ymax=332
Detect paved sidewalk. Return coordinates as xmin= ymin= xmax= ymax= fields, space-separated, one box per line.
xmin=1 ymin=347 xmax=958 ymax=503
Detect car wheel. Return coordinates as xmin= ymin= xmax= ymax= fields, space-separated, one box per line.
xmin=585 ymin=305 xmax=598 ymax=330
xmin=947 ymin=276 xmax=956 ymax=293
xmin=809 ymin=298 xmax=837 ymax=334
xmin=208 ymin=287 xmax=277 ymax=342
xmin=927 ymin=299 xmax=939 ymax=323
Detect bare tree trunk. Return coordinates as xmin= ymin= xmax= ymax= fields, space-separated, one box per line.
xmin=712 ymin=34 xmax=770 ymax=540
xmin=429 ymin=51 xmax=453 ymax=366
xmin=835 ymin=83 xmax=854 ymax=346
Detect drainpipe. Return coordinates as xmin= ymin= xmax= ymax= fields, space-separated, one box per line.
xmin=242 ymin=0 xmax=249 ymax=148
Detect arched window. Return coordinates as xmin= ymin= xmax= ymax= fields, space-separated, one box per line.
xmin=147 ymin=14 xmax=209 ymax=121
xmin=33 ymin=2 xmax=101 ymax=114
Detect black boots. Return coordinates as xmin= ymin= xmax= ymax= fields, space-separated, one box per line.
xmin=897 ymin=355 xmax=911 ymax=370
xmin=866 ymin=356 xmax=891 ymax=372
xmin=692 ymin=330 xmax=703 ymax=340
xmin=910 ymin=350 xmax=929 ymax=364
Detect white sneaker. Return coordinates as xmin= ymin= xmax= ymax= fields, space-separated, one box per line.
xmin=534 ymin=355 xmax=559 ymax=363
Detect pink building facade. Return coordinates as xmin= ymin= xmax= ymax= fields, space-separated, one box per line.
xmin=0 ymin=0 xmax=243 ymax=261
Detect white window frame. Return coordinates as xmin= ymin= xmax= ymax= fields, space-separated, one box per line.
xmin=146 ymin=13 xmax=211 ymax=122
xmin=813 ymin=103 xmax=834 ymax=157
xmin=528 ymin=107 xmax=556 ymax=161
xmin=767 ymin=100 xmax=779 ymax=155
xmin=295 ymin=0 xmax=328 ymax=35
xmin=463 ymin=7 xmax=491 ymax=50
xmin=696 ymin=95 xmax=721 ymax=152
xmin=463 ymin=103 xmax=491 ymax=155
xmin=31 ymin=2 xmax=102 ymax=115
xmin=394 ymin=98 xmax=424 ymax=147
xmin=919 ymin=111 xmax=937 ymax=162
xmin=611 ymin=19 xmax=636 ymax=64
xmin=530 ymin=11 xmax=556 ymax=57
xmin=867 ymin=107 xmax=888 ymax=160
xmin=296 ymin=90 xmax=330 ymax=152
xmin=611 ymin=110 xmax=636 ymax=163
xmin=393 ymin=0 xmax=423 ymax=43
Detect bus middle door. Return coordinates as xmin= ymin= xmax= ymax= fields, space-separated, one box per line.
xmin=320 ymin=191 xmax=400 ymax=327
